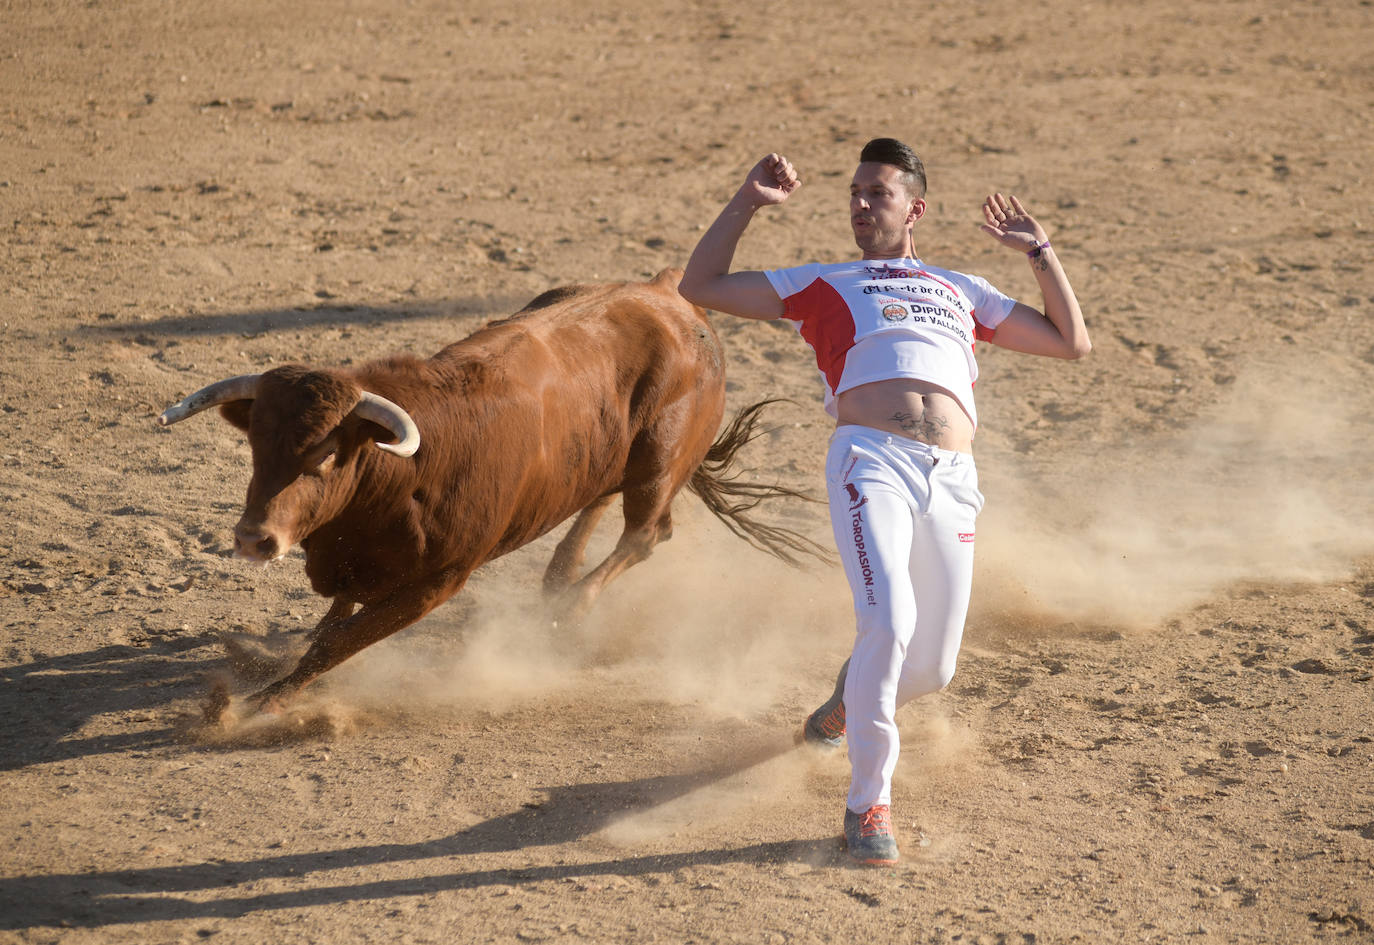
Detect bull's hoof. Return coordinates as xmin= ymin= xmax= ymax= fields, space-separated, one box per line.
xmin=247 ymin=684 xmax=294 ymax=717
xmin=201 ymin=678 xmax=232 ymax=725
xmin=541 ymin=569 xmax=577 ymax=598
xmin=548 ymin=586 xmax=597 ymax=628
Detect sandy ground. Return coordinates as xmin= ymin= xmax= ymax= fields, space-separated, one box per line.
xmin=3 ymin=1 xmax=1374 ymax=942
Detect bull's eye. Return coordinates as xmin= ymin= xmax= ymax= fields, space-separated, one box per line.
xmin=304 ymin=438 xmax=339 ymax=476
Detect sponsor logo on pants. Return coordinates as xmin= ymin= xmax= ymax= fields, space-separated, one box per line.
xmin=844 ymin=483 xmax=868 ymax=511
xmin=846 ymin=486 xmax=877 ymax=606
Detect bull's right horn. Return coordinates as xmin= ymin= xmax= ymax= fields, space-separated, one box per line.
xmin=352 ymin=392 xmax=421 ymax=457
xmin=158 ymin=374 xmax=262 ymax=426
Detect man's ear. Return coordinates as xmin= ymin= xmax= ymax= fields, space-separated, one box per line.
xmin=218 ymin=400 xmax=253 ymax=431
xmin=908 ymin=198 xmax=927 ymax=224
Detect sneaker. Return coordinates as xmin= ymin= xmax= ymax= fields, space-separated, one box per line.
xmin=801 ymin=658 xmax=849 ymax=748
xmin=844 ymin=804 xmax=899 ymax=866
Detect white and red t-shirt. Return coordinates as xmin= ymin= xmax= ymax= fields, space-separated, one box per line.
xmin=764 ymin=257 xmax=1017 ymax=428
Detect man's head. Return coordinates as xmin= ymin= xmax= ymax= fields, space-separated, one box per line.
xmin=859 ymin=138 xmax=926 ymax=199
xmin=851 ymin=138 xmax=928 ymax=259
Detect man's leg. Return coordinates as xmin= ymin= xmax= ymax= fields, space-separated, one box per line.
xmin=823 ymin=432 xmax=925 ymax=815
xmin=838 ymin=485 xmax=917 ymax=814
xmin=896 ymin=456 xmax=981 ymax=706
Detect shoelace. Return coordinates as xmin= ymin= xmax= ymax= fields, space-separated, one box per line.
xmin=818 ymin=703 xmax=846 ymax=736
xmin=859 ymin=806 xmax=892 ymax=838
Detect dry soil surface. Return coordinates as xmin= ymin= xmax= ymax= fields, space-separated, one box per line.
xmin=3 ymin=1 xmax=1374 ymax=943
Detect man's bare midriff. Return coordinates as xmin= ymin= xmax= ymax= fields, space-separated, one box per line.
xmin=835 ymin=378 xmax=975 ymax=453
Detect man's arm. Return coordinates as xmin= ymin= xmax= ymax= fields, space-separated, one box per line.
xmin=679 ymin=154 xmax=799 ymax=320
xmin=979 ymin=193 xmax=1091 ymax=359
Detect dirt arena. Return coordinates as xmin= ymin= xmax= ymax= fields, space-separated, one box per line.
xmin=3 ymin=1 xmax=1373 ymax=942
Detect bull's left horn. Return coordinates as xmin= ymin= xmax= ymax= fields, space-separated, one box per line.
xmin=158 ymin=374 xmax=262 ymax=426
xmin=353 ymin=392 xmax=421 ymax=457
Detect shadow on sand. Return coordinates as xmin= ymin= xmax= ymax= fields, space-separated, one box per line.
xmin=0 ymin=632 xmax=226 ymax=771
xmin=0 ymin=733 xmax=847 ymax=931
xmin=68 ymin=290 xmax=546 ymax=343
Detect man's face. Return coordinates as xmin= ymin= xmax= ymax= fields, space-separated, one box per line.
xmin=850 ymin=162 xmax=926 ymax=258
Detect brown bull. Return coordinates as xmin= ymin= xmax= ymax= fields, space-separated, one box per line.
xmin=158 ymin=268 xmax=821 ymax=715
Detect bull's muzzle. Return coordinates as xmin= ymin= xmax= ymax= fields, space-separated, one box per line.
xmin=234 ymin=520 xmax=287 ymax=562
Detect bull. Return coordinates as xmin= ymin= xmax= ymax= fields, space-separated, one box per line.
xmin=158 ymin=268 xmax=821 ymax=716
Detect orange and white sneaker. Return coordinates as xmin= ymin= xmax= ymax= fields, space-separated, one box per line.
xmin=801 ymin=658 xmax=849 ymax=748
xmin=844 ymin=804 xmax=899 ymax=865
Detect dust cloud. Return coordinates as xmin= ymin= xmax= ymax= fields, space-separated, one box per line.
xmin=973 ymin=360 xmax=1374 ymax=628
xmin=316 ymin=507 xmax=852 ymax=721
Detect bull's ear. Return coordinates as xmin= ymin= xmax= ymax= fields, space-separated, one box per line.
xmin=303 ymin=433 xmax=341 ymax=477
xmin=352 ymin=416 xmax=397 ymax=452
xmin=218 ymin=400 xmax=253 ymax=431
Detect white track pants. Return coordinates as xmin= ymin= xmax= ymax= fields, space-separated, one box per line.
xmin=825 ymin=424 xmax=984 ymax=813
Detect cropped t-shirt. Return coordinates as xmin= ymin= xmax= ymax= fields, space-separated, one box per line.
xmin=764 ymin=257 xmax=1017 ymax=428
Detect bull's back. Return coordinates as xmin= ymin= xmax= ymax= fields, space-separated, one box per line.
xmin=488 ymin=268 xmax=719 ymax=387
xmin=440 ymin=268 xmax=721 ymax=428
xmin=376 ymin=270 xmax=725 ymax=566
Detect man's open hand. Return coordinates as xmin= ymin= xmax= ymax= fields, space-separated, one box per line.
xmin=980 ymin=193 xmax=1047 ymax=253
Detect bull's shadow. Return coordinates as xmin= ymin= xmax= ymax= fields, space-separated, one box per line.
xmin=71 ymin=295 xmax=522 ymax=342
xmin=0 ymin=631 xmax=224 ymax=771
xmin=0 ymin=733 xmax=845 ymax=931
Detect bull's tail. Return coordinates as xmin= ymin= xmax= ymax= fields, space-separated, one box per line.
xmin=687 ymin=399 xmax=831 ymax=567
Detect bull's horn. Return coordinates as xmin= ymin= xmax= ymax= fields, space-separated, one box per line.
xmin=353 ymin=392 xmax=420 ymax=457
xmin=158 ymin=374 xmax=261 ymax=426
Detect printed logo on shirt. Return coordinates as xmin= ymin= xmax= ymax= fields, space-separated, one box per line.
xmin=906 ymin=302 xmax=974 ymax=344
xmin=880 ymin=302 xmax=907 ymax=322
xmin=958 ymin=532 xmax=975 ymax=543
xmin=861 ymin=281 xmax=973 ymax=322
xmin=863 ymin=264 xmax=920 ymax=279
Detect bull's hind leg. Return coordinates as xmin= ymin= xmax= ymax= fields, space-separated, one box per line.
xmin=542 ymin=494 xmax=616 ymax=597
xmin=553 ymin=388 xmax=719 ymax=622
xmin=554 ymin=496 xmax=671 ymax=622
xmin=554 ymin=449 xmax=692 ymax=621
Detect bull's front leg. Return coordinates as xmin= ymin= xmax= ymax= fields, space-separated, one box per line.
xmin=203 ymin=596 xmax=363 ymax=722
xmin=311 ymin=597 xmax=358 ymax=638
xmin=247 ymin=569 xmax=470 ymax=713
xmin=219 ymin=597 xmax=355 ymax=682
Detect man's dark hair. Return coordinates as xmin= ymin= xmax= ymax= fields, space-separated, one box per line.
xmin=859 ymin=137 xmax=927 ymax=198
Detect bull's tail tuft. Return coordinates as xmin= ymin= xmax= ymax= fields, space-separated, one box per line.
xmin=688 ymin=399 xmax=831 ymax=567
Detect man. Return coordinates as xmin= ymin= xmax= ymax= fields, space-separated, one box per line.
xmin=678 ymin=138 xmax=1089 ymax=866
